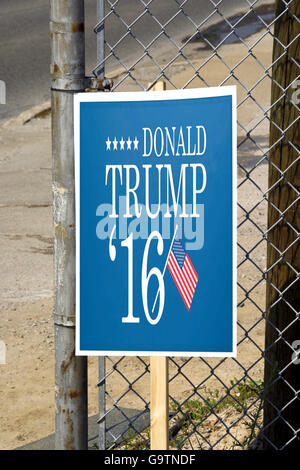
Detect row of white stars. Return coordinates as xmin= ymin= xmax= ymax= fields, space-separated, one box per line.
xmin=106 ymin=136 xmax=139 ymax=151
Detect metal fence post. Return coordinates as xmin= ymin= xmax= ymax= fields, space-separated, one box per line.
xmin=50 ymin=0 xmax=88 ymax=450
xmin=95 ymin=0 xmax=106 ymax=450
xmin=96 ymin=0 xmax=105 ymax=79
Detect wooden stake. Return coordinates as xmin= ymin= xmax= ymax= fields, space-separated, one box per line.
xmin=149 ymin=80 xmax=169 ymax=451
xmin=150 ymin=356 xmax=169 ymax=450
xmin=149 ymin=80 xmax=167 ymax=91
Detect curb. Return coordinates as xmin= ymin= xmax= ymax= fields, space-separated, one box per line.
xmin=1 ymin=101 xmax=51 ymax=129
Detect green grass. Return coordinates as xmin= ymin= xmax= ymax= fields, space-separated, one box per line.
xmin=119 ymin=378 xmax=264 ymax=450
xmin=122 ymin=428 xmax=150 ymax=450
xmin=169 ymin=378 xmax=264 ymax=449
xmin=184 ymin=378 xmax=263 ymax=419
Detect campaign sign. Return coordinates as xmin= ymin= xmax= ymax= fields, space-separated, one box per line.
xmin=74 ymin=87 xmax=236 ymax=356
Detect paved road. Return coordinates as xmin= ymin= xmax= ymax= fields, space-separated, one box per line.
xmin=0 ymin=0 xmax=247 ymax=123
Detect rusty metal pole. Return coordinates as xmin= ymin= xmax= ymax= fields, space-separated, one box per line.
xmin=50 ymin=0 xmax=88 ymax=450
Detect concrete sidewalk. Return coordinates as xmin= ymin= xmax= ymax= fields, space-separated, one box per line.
xmin=0 ymin=111 xmax=53 ymax=308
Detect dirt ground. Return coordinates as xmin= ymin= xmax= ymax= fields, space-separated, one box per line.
xmin=0 ymin=21 xmax=274 ymax=450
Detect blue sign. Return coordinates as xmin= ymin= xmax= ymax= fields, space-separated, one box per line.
xmin=74 ymin=87 xmax=236 ymax=356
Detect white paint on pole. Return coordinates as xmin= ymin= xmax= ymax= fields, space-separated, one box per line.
xmin=0 ymin=341 xmax=6 ymax=364
xmin=0 ymin=80 xmax=6 ymax=105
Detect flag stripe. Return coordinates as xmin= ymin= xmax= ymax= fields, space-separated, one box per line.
xmin=182 ymin=261 xmax=197 ymax=309
xmin=187 ymin=255 xmax=198 ymax=282
xmin=168 ymin=253 xmax=192 ymax=305
xmin=180 ymin=261 xmax=195 ymax=299
xmin=168 ymin=254 xmax=192 ymax=308
xmin=186 ymin=255 xmax=198 ymax=282
xmin=170 ymin=253 xmax=193 ymax=304
xmin=167 ymin=260 xmax=190 ymax=310
xmin=182 ymin=261 xmax=197 ymax=292
xmin=183 ymin=260 xmax=197 ymax=289
xmin=167 ymin=238 xmax=198 ymax=311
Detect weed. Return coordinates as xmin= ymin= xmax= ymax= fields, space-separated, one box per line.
xmin=118 ymin=378 xmax=264 ymax=450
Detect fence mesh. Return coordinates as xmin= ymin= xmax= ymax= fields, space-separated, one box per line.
xmin=90 ymin=0 xmax=300 ymax=450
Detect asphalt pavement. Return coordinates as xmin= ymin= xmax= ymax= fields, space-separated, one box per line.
xmin=0 ymin=0 xmax=247 ymax=123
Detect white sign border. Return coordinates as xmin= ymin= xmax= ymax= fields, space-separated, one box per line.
xmin=74 ymin=86 xmax=237 ymax=357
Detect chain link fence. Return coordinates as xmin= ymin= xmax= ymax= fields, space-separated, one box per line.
xmin=88 ymin=0 xmax=299 ymax=450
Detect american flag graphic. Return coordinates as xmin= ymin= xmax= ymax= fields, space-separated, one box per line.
xmin=167 ymin=238 xmax=198 ymax=310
